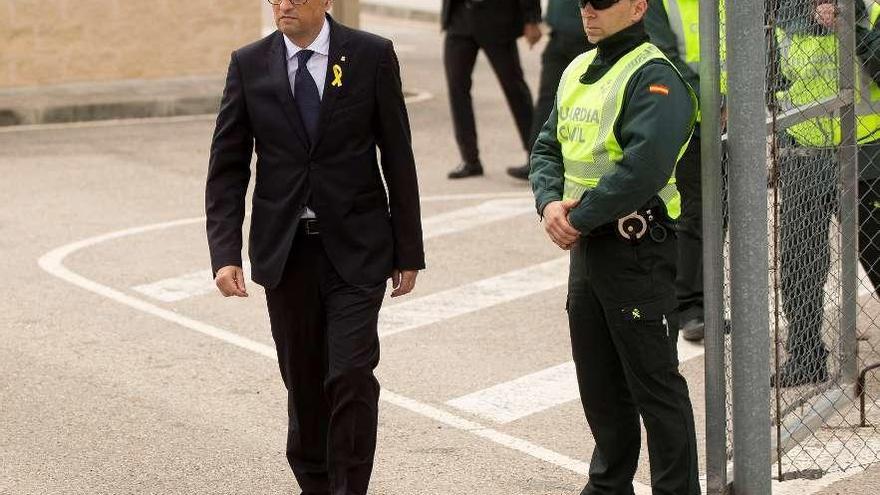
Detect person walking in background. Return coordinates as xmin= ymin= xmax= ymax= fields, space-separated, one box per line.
xmin=206 ymin=0 xmax=425 ymax=492
xmin=442 ymin=0 xmax=543 ymax=179
xmin=507 ymin=0 xmax=595 ymax=181
xmin=772 ymin=0 xmax=880 ymax=387
xmin=530 ymin=0 xmax=700 ymax=491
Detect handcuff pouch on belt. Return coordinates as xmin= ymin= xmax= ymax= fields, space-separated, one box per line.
xmin=616 ymin=208 xmax=668 ymax=245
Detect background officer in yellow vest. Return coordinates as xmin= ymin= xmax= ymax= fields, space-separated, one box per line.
xmin=773 ymin=0 xmax=880 ymax=387
xmin=644 ymin=0 xmax=710 ymax=341
xmin=529 ymin=0 xmax=700 ymax=492
xmin=507 ymin=0 xmax=595 ymax=180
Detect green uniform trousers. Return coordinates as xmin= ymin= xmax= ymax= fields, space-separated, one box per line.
xmin=567 ymin=225 xmax=700 ymax=495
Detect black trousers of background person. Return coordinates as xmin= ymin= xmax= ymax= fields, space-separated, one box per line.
xmin=567 ymin=227 xmax=700 ymax=495
xmin=443 ymin=27 xmax=533 ymax=164
xmin=673 ymin=137 xmax=705 ymax=323
xmin=265 ymin=229 xmax=386 ymax=495
xmin=528 ymin=31 xmax=593 ymax=149
xmin=779 ymin=148 xmax=880 ymax=359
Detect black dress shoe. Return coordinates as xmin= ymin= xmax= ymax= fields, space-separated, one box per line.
xmin=448 ymin=162 xmax=484 ymax=179
xmin=681 ymin=318 xmax=705 ymax=341
xmin=506 ymin=163 xmax=530 ymax=181
xmin=771 ymin=352 xmax=830 ymax=388
xmin=680 ymin=318 xmax=732 ymax=341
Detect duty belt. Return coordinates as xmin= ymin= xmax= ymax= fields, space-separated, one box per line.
xmin=589 ymin=207 xmax=670 ymax=244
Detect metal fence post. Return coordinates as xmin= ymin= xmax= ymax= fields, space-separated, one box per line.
xmin=837 ymin=0 xmax=859 ymax=386
xmin=726 ymin=0 xmax=772 ymax=491
xmin=699 ymin=0 xmax=727 ymax=492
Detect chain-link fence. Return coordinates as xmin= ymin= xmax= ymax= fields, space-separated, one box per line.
xmin=769 ymin=0 xmax=880 ymax=480
xmin=703 ymin=0 xmax=880 ymax=492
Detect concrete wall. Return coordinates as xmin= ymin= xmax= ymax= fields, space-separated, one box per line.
xmin=0 ymin=0 xmax=261 ymax=88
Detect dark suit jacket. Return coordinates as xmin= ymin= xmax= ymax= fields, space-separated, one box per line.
xmin=206 ymin=15 xmax=425 ymax=289
xmin=441 ymin=0 xmax=542 ymax=44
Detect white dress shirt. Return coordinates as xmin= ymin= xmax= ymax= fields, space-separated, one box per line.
xmin=284 ymin=18 xmax=330 ymax=220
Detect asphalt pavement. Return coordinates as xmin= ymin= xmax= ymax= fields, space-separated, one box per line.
xmin=2 ymin=13 xmax=880 ymax=495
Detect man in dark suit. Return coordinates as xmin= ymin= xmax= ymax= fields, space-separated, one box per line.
xmin=443 ymin=0 xmax=543 ymax=178
xmin=205 ymin=1 xmax=425 ymax=493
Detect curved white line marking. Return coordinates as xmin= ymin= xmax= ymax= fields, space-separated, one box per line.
xmin=36 ymin=217 xmax=612 ymax=489
xmin=37 ymin=217 xmax=865 ymax=494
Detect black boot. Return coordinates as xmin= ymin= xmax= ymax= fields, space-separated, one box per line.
xmin=771 ymin=348 xmax=830 ymax=388
xmin=448 ymin=162 xmax=484 ymax=179
xmin=506 ymin=163 xmax=530 ymax=180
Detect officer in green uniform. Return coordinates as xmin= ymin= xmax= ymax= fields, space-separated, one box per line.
xmin=644 ymin=0 xmax=709 ymax=341
xmin=507 ymin=0 xmax=595 ymax=180
xmin=773 ymin=0 xmax=880 ymax=387
xmin=529 ymin=0 xmax=700 ymax=492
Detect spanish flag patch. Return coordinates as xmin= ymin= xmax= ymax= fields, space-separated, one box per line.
xmin=648 ymin=84 xmax=670 ymax=96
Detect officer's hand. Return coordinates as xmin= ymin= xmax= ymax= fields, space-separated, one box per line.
xmin=814 ymin=2 xmax=838 ymax=29
xmin=523 ymin=23 xmax=543 ymax=48
xmin=543 ymin=199 xmax=581 ymax=250
xmin=391 ymin=269 xmax=418 ymax=298
xmin=215 ymin=265 xmax=248 ymax=297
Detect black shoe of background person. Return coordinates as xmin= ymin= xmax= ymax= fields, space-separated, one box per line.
xmin=681 ymin=317 xmax=732 ymax=341
xmin=681 ymin=318 xmax=705 ymax=341
xmin=448 ymin=162 xmax=484 ymax=179
xmin=771 ymin=352 xmax=830 ymax=388
xmin=506 ymin=163 xmax=530 ymax=181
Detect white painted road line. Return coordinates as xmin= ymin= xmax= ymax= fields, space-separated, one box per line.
xmin=379 ymin=256 xmax=569 ymax=338
xmin=447 ymin=340 xmax=706 ymax=424
xmin=132 ymin=263 xmax=251 ymax=303
xmin=447 ymin=362 xmax=579 ymax=424
xmin=132 ymin=197 xmax=534 ymax=303
xmin=38 ymin=216 xmax=867 ymax=495
xmin=38 ymin=221 xmax=623 ymax=491
xmin=419 ymin=197 xmax=534 ymax=240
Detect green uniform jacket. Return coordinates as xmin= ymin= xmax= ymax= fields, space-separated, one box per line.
xmin=644 ymin=0 xmax=700 ymax=103
xmin=644 ymin=0 xmax=703 ymax=139
xmin=530 ymin=22 xmax=696 ymax=234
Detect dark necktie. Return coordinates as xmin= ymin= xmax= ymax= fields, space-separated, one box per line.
xmin=294 ymin=49 xmax=321 ymax=144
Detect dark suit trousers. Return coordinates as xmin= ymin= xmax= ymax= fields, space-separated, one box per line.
xmin=444 ymin=34 xmax=533 ymax=164
xmin=265 ymin=230 xmax=386 ymax=495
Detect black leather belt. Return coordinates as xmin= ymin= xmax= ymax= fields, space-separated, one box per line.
xmin=298 ymin=218 xmax=320 ymax=235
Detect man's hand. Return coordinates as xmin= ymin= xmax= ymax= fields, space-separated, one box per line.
xmin=814 ymin=2 xmax=838 ymax=29
xmin=215 ymin=265 xmax=248 ymax=297
xmin=390 ymin=269 xmax=418 ymax=298
xmin=523 ymin=23 xmax=543 ymax=49
xmin=542 ymin=199 xmax=581 ymax=250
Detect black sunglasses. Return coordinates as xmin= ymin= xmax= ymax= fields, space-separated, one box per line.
xmin=579 ymin=0 xmax=623 ymax=10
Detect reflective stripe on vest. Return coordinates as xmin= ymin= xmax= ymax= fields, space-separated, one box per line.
xmin=776 ymin=5 xmax=880 ymax=148
xmin=556 ymin=42 xmax=697 ymax=219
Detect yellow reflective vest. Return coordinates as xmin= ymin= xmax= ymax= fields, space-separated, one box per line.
xmin=776 ymin=0 xmax=880 ymax=147
xmin=661 ymin=0 xmax=728 ymax=96
xmin=557 ymin=42 xmax=697 ymax=219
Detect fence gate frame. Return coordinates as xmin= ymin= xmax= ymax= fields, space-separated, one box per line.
xmin=701 ymin=0 xmax=861 ymax=493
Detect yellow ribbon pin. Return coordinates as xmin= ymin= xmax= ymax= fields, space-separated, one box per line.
xmin=331 ymin=64 xmax=343 ymax=87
